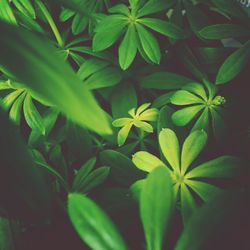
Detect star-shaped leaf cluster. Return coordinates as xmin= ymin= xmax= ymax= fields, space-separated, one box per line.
xmin=112 ymin=103 xmax=158 ymax=146
xmin=132 ymin=128 xmax=241 ymax=223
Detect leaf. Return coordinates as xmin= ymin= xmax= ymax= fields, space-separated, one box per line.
xmin=72 ymin=158 xmax=96 ymax=191
xmin=32 ymin=149 xmax=69 ymax=192
xmin=140 ymin=167 xmax=174 ymax=250
xmin=171 ymin=90 xmax=204 ymax=105
xmin=23 ymin=94 xmax=46 ymax=135
xmin=186 ymin=180 xmax=223 ymax=202
xmin=139 ymin=18 xmax=186 ymax=39
xmin=0 ymin=0 xmax=17 ymax=25
xmin=199 ymin=24 xmax=250 ymax=40
xmin=109 ymin=4 xmax=130 ymax=16
xmin=172 ymin=105 xmax=203 ymax=126
xmin=68 ymin=193 xmax=127 ymax=250
xmin=181 ymin=130 xmax=207 ymax=175
xmin=182 ymin=83 xmax=207 ymax=101
xmin=136 ymin=23 xmax=161 ymax=64
xmin=0 ymin=21 xmax=112 ymax=135
xmin=140 ymin=72 xmax=194 ymax=90
xmin=93 ymin=15 xmax=128 ymax=52
xmin=12 ymin=0 xmax=36 ymax=19
xmin=185 ymin=156 xmax=242 ymax=179
xmin=181 ymin=184 xmax=197 ymax=225
xmin=132 ymin=151 xmax=166 ymax=172
xmin=9 ymin=92 xmax=25 ymax=125
xmin=76 ymin=167 xmax=110 ymax=194
xmin=59 ymin=8 xmax=75 ymax=21
xmin=72 ymin=14 xmax=88 ymax=35
xmin=216 ymin=41 xmax=250 ymax=85
xmin=111 ymin=84 xmax=137 ymax=118
xmin=137 ymin=0 xmax=174 ymax=17
xmin=77 ymin=58 xmax=110 ymax=81
xmin=191 ymin=108 xmax=209 ymax=132
xmin=159 ymin=128 xmax=180 ymax=172
xmin=100 ymin=150 xmax=145 ymax=186
xmin=117 ymin=123 xmax=133 ymax=146
xmin=84 ymin=66 xmax=123 ymax=90
xmin=119 ymin=24 xmax=138 ymax=70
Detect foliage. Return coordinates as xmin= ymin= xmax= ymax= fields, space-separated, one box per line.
xmin=0 ymin=0 xmax=249 ymax=249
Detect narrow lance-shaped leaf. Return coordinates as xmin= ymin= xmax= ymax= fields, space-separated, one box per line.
xmin=0 ymin=21 xmax=112 ymax=135
xmin=216 ymin=40 xmax=250 ymax=85
xmin=68 ymin=193 xmax=128 ymax=250
xmin=119 ymin=24 xmax=138 ymax=70
xmin=140 ymin=167 xmax=174 ymax=250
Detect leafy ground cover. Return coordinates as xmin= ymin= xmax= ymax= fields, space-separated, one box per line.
xmin=0 ymin=0 xmax=250 ymax=249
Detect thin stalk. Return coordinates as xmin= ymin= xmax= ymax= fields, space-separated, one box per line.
xmin=36 ymin=1 xmax=64 ymax=47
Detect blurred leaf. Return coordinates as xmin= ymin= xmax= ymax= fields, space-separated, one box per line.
xmin=140 ymin=167 xmax=174 ymax=250
xmin=68 ymin=193 xmax=128 ymax=250
xmin=0 ymin=0 xmax=17 ymax=25
xmin=0 ymin=21 xmax=112 ymax=135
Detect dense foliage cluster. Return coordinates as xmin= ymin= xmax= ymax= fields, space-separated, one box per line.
xmin=0 ymin=0 xmax=249 ymax=249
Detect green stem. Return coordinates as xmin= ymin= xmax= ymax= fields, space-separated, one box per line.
xmin=36 ymin=1 xmax=64 ymax=47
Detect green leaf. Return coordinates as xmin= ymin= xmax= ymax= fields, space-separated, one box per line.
xmin=186 ymin=180 xmax=223 ymax=202
xmin=137 ymin=0 xmax=174 ymax=18
xmin=109 ymin=4 xmax=130 ymax=16
xmin=111 ymin=84 xmax=137 ymax=118
xmin=171 ymin=90 xmax=204 ymax=105
xmin=72 ymin=14 xmax=88 ymax=35
xmin=136 ymin=23 xmax=161 ymax=64
xmin=0 ymin=0 xmax=17 ymax=25
xmin=192 ymin=108 xmax=209 ymax=132
xmin=133 ymin=120 xmax=153 ymax=133
xmin=132 ymin=151 xmax=166 ymax=172
xmin=0 ymin=21 xmax=112 ymax=135
xmin=140 ymin=167 xmax=174 ymax=250
xmin=199 ymin=24 xmax=250 ymax=40
xmin=159 ymin=128 xmax=180 ymax=172
xmin=93 ymin=15 xmax=128 ymax=52
xmin=68 ymin=193 xmax=127 ymax=250
xmin=119 ymin=24 xmax=138 ymax=70
xmin=23 ymin=94 xmax=46 ymax=135
xmin=72 ymin=158 xmax=96 ymax=191
xmin=59 ymin=8 xmax=75 ymax=21
xmin=76 ymin=167 xmax=110 ymax=194
xmin=9 ymin=91 xmax=25 ymax=125
xmin=185 ymin=156 xmax=242 ymax=179
xmin=182 ymin=83 xmax=207 ymax=101
xmin=1 ymin=89 xmax=23 ymax=110
xmin=139 ymin=18 xmax=186 ymax=39
xmin=181 ymin=184 xmax=197 ymax=225
xmin=172 ymin=105 xmax=203 ymax=126
xmin=181 ymin=130 xmax=207 ymax=175
xmin=117 ymin=123 xmax=133 ymax=146
xmin=140 ymin=72 xmax=194 ymax=90
xmin=100 ymin=150 xmax=145 ymax=186
xmin=77 ymin=58 xmax=110 ymax=81
xmin=12 ymin=0 xmax=36 ymax=19
xmin=216 ymin=41 xmax=250 ymax=85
